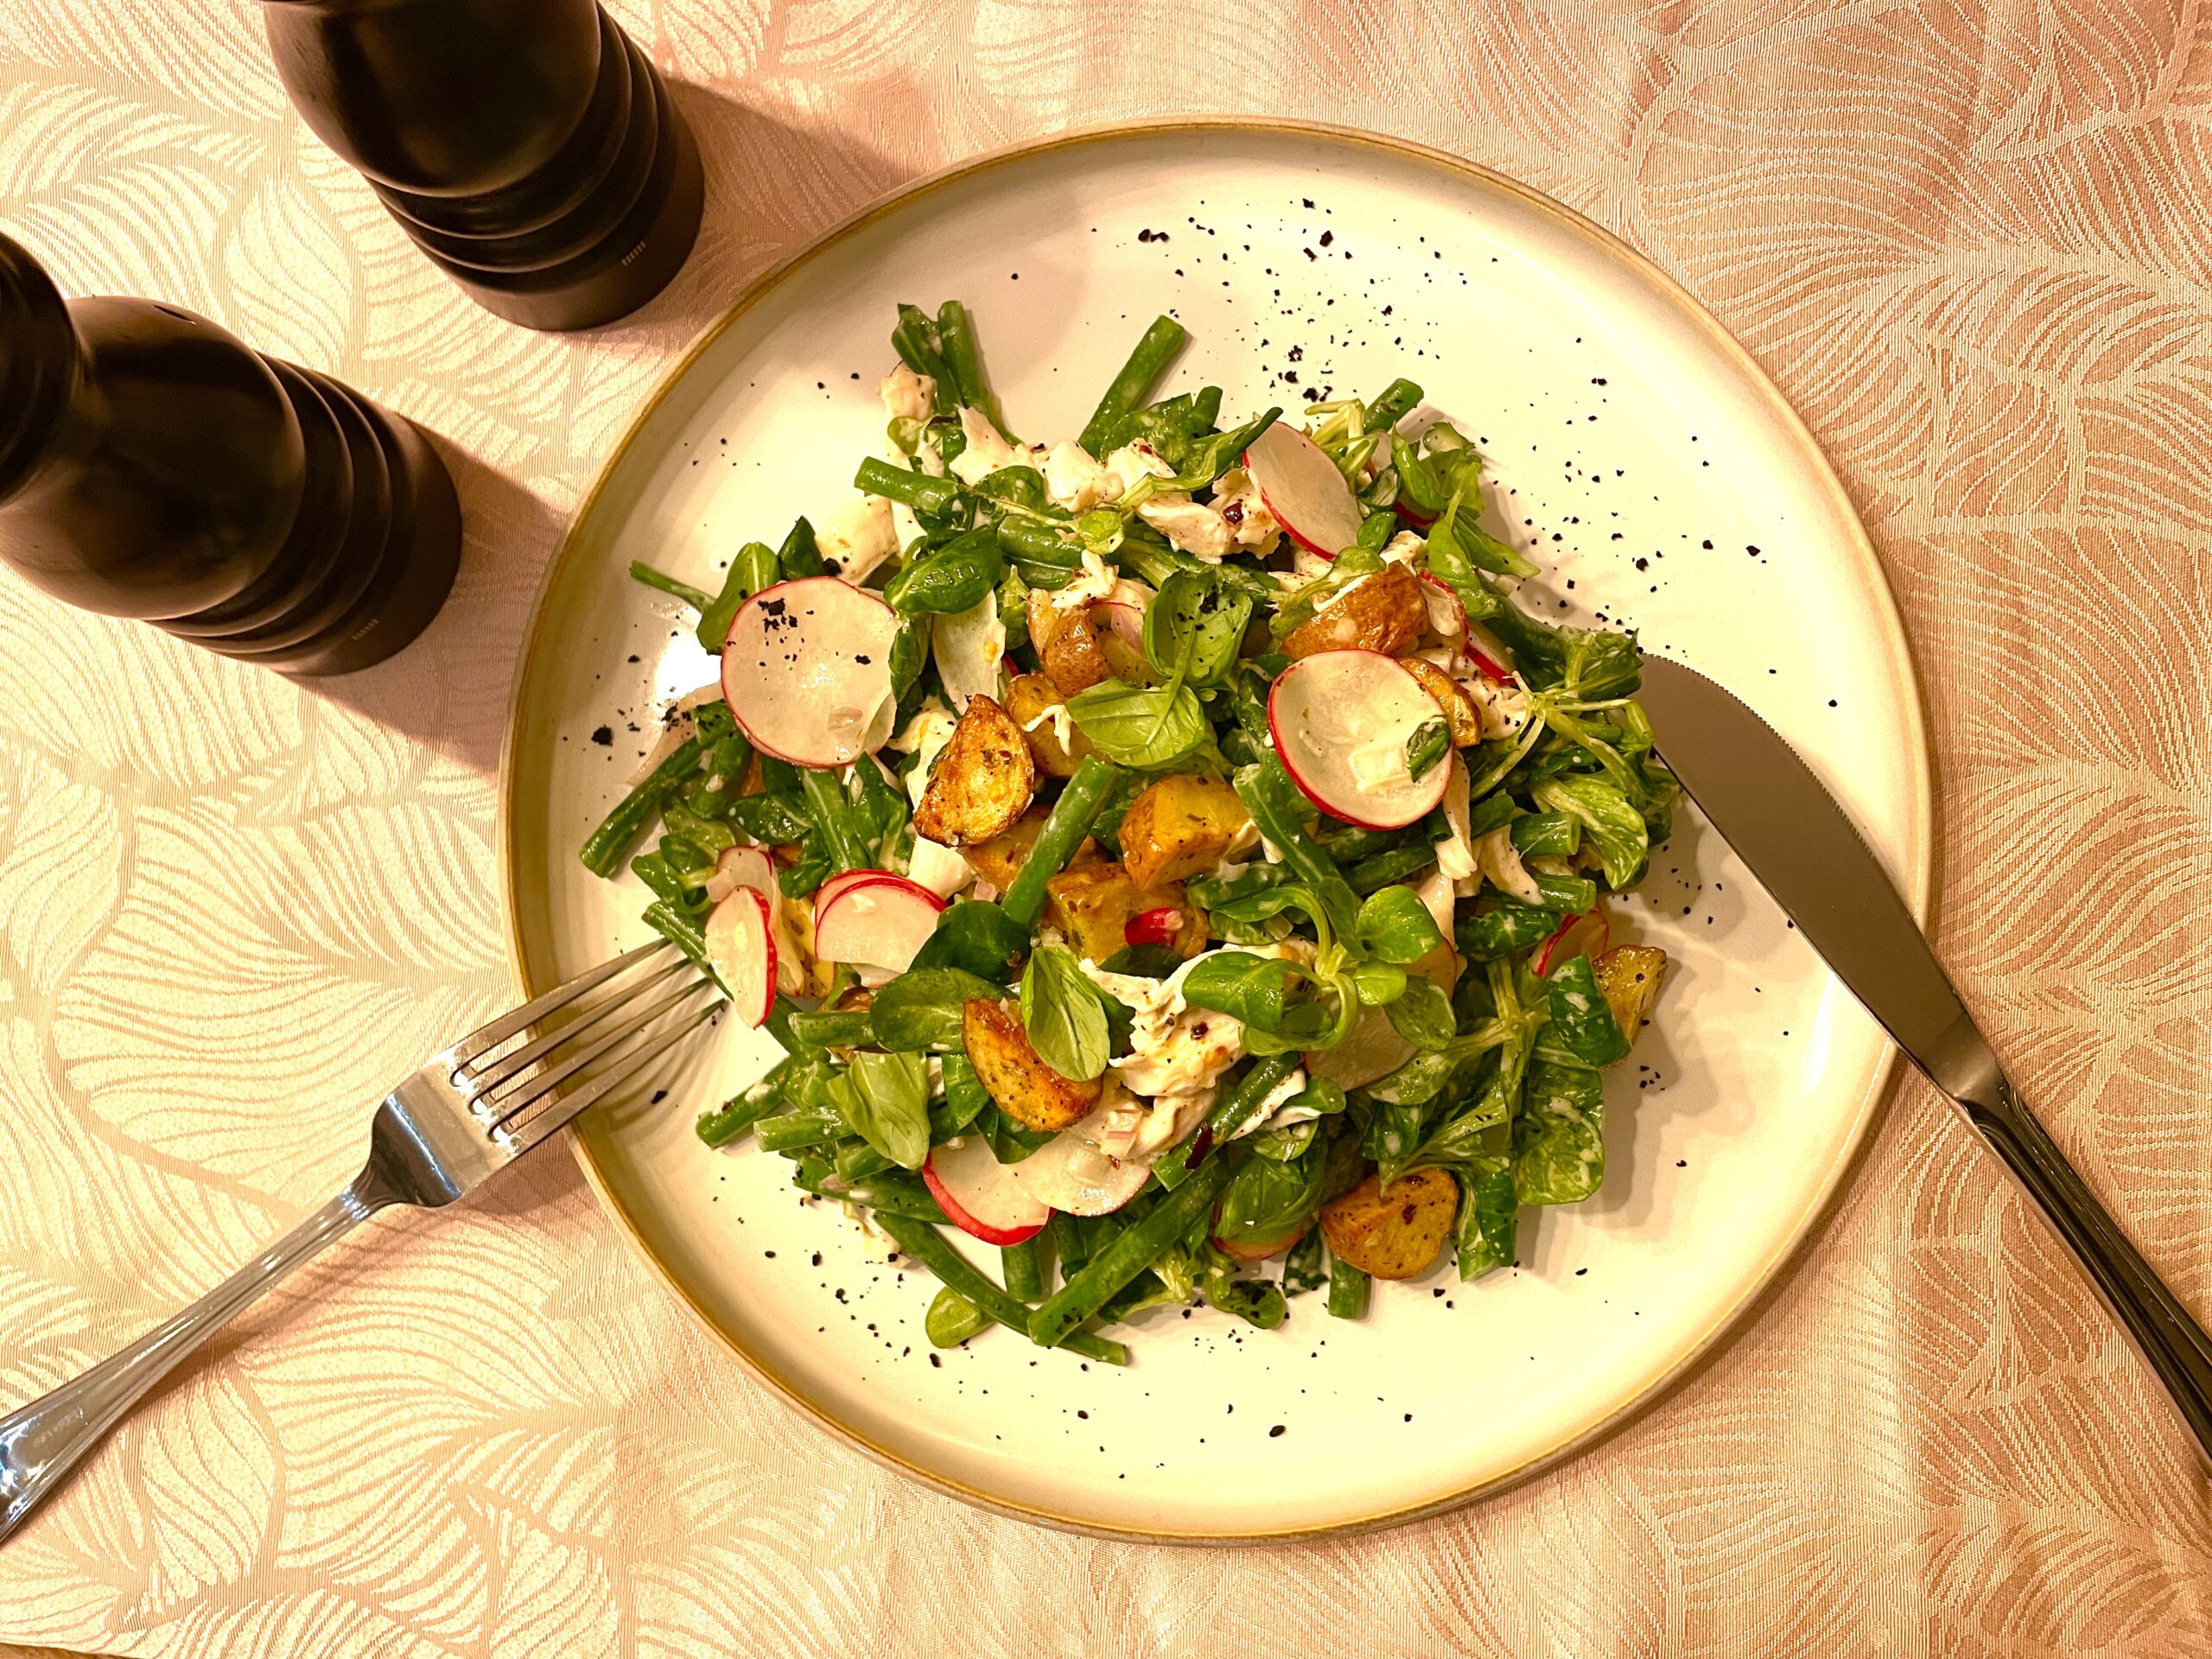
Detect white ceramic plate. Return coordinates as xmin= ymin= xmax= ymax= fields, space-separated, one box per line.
xmin=501 ymin=120 xmax=1929 ymax=1541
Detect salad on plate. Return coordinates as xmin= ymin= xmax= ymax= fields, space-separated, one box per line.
xmin=583 ymin=302 xmax=1678 ymax=1363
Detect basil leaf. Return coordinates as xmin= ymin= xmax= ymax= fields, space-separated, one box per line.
xmin=1179 ymin=950 xmax=1302 ymax=1031
xmin=836 ymin=1052 xmax=931 ymax=1170
xmin=1353 ymin=884 xmax=1446 ymax=965
xmin=1454 ymin=1165 xmax=1517 ymax=1278
xmin=1430 ymin=480 xmax=1538 ymax=581
xmin=910 ymin=899 xmax=1029 ymax=982
xmin=1166 ymin=408 xmax=1281 ymax=489
xmin=1351 ymin=957 xmax=1407 ymax=1006
xmin=1511 ymin=1059 xmax=1605 ymax=1204
xmin=697 ymin=541 xmax=780 ymax=652
xmin=1543 ymin=954 xmax=1630 ymax=1066
xmin=726 ymin=791 xmax=811 ymax=845
xmin=1383 ymin=976 xmax=1457 ymax=1051
xmin=1018 ymin=944 xmax=1110 ymax=1081
xmin=1216 ymin=1142 xmax=1326 ymax=1243
xmin=1454 ymin=901 xmax=1560 ymax=963
xmin=884 ymin=524 xmax=1004 ymax=616
xmin=1065 ymin=679 xmax=1210 ymax=769
xmin=869 ymin=966 xmax=1002 ymax=1052
xmin=1405 ymin=717 xmax=1450 ymax=783
xmin=1142 ymin=568 xmax=1251 ymax=686
xmin=1532 ymin=775 xmax=1649 ymax=890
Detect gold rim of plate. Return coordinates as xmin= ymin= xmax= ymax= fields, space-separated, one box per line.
xmin=497 ymin=115 xmax=1936 ymax=1544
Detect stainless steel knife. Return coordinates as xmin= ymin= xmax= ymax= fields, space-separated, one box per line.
xmin=1636 ymin=654 xmax=2212 ymax=1463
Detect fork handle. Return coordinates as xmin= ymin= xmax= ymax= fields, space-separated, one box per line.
xmin=0 ymin=1173 xmax=386 ymax=1545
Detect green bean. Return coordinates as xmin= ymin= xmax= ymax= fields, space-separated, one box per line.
xmin=999 ymin=755 xmax=1124 ymax=928
xmin=579 ymin=736 xmax=705 ymax=876
xmin=1001 ymin=1237 xmax=1046 ymax=1301
xmin=1326 ymin=1253 xmax=1371 ymax=1319
xmin=754 ymin=1106 xmax=848 ymax=1152
xmin=1455 ymin=902 xmax=1558 ymax=962
xmin=695 ymin=1058 xmax=792 ymax=1147
xmin=1511 ymin=810 xmax=1579 ymax=858
xmin=1160 ymin=1053 xmax=1301 ymax=1186
xmin=1077 ymin=315 xmax=1188 ymax=458
xmin=995 ymin=516 xmax=1084 ymax=588
xmin=926 ymin=1285 xmax=990 ymax=1347
xmin=891 ymin=303 xmax=958 ymax=415
xmin=1346 ymin=844 xmax=1440 ymax=894
xmin=875 ymin=1212 xmax=1128 ymax=1365
xmin=936 ymin=299 xmax=1013 ymax=442
xmin=1230 ymin=760 xmax=1363 ymax=941
xmin=1314 ymin=823 xmax=1417 ymax=864
xmin=854 ymin=456 xmax=962 ymax=516
xmin=1532 ymin=871 xmax=1599 ymax=913
xmin=1027 ymin=1154 xmax=1236 ymax=1348
xmin=641 ymin=898 xmax=709 ymax=967
xmin=835 ymin=1138 xmax=893 ymax=1182
xmin=1048 ymin=1210 xmax=1089 ymax=1276
xmin=1363 ymin=378 xmax=1423 ymax=433
xmin=792 ymin=1164 xmax=949 ymax=1222
xmin=628 ymin=560 xmax=711 ymax=611
xmin=785 ymin=1008 xmax=874 ymax=1051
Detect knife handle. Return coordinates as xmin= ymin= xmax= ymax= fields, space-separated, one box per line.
xmin=1959 ymin=1075 xmax=2212 ymax=1465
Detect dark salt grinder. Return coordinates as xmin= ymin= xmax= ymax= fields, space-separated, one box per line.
xmin=262 ymin=0 xmax=703 ymax=332
xmin=0 ymin=234 xmax=461 ymax=675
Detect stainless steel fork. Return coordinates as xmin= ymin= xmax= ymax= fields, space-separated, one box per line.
xmin=0 ymin=938 xmax=720 ymax=1545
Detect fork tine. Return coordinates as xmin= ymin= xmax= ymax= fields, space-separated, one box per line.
xmin=496 ymin=1001 xmax=724 ymax=1158
xmin=469 ymin=974 xmax=718 ymax=1125
xmin=448 ymin=938 xmax=672 ymax=1068
xmin=458 ymin=954 xmax=693 ymax=1094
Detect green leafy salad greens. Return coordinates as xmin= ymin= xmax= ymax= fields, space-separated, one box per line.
xmin=582 ymin=301 xmax=1679 ymax=1364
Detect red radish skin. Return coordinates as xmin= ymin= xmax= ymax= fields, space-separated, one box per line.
xmin=1268 ymin=649 xmax=1454 ymax=830
xmin=719 ymin=576 xmax=899 ymax=768
xmin=1394 ymin=499 xmax=1436 ymax=531
xmin=813 ymin=873 xmax=945 ymax=975
xmin=924 ymin=1139 xmax=1049 ymax=1245
xmin=1464 ymin=620 xmax=1516 ymax=685
xmin=1243 ymin=423 xmax=1363 ymax=557
xmin=703 ymin=887 xmax=776 ymax=1027
xmin=1123 ymin=906 xmax=1184 ymax=948
xmin=1535 ymin=906 xmax=1611 ymax=977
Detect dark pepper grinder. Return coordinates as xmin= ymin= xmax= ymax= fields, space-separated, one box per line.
xmin=0 ymin=233 xmax=461 ymax=675
xmin=261 ymin=0 xmax=702 ymax=332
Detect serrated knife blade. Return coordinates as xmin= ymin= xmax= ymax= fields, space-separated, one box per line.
xmin=1636 ymin=654 xmax=2212 ymax=1465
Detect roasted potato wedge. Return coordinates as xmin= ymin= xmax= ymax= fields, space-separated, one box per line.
xmin=1044 ymin=862 xmax=1209 ymax=963
xmin=1281 ymin=561 xmax=1427 ymax=659
xmin=1402 ymin=657 xmax=1484 ymax=747
xmin=779 ymin=894 xmax=836 ymax=999
xmin=963 ymin=997 xmax=1101 ymax=1131
xmin=1027 ymin=588 xmax=1113 ymax=696
xmin=1319 ymin=1167 xmax=1459 ymax=1279
xmin=913 ymin=694 xmax=1035 ymax=846
xmin=1116 ymin=773 xmax=1255 ymax=888
xmin=1593 ymin=944 xmax=1667 ymax=1048
xmin=1004 ymin=671 xmax=1091 ymax=779
xmin=959 ymin=804 xmax=1102 ymax=891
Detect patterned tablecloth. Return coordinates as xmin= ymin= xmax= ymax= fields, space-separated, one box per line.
xmin=2 ymin=2 xmax=2209 ymax=1655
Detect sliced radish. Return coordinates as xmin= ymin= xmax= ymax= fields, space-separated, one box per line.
xmin=810 ymin=867 xmax=892 ymax=915
xmin=1245 ymin=423 xmax=1363 ymax=558
xmin=813 ymin=872 xmax=945 ymax=975
xmin=702 ymin=843 xmax=777 ymax=906
xmin=1535 ymin=906 xmax=1611 ymax=976
xmin=1394 ymin=499 xmax=1436 ymax=530
xmin=923 ymin=1136 xmax=1050 ymax=1244
xmin=1465 ymin=620 xmax=1516 ymax=685
xmin=1268 ymin=649 xmax=1455 ymax=830
xmin=1004 ymin=1132 xmax=1151 ymax=1216
xmin=719 ymin=576 xmax=898 ymax=768
xmin=704 ymin=887 xmax=776 ymax=1027
xmin=1091 ymin=577 xmax=1154 ymax=655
